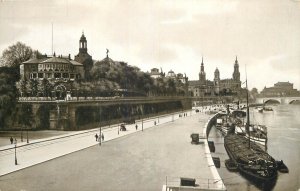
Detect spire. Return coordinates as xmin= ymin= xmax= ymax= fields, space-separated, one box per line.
xmin=233 ymin=55 xmax=240 ymax=81
xmin=200 ymin=56 xmax=205 ymax=72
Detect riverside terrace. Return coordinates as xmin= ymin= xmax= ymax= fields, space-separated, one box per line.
xmin=0 ymin=110 xmax=225 ymax=191
xmin=15 ymin=96 xmax=192 ymax=131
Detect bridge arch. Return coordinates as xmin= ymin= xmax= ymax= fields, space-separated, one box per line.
xmin=264 ymin=99 xmax=281 ymax=104
xmin=289 ymin=100 xmax=300 ymax=104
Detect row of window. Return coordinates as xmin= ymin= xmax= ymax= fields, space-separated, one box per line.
xmin=29 ymin=73 xmax=80 ymax=80
xmin=38 ymin=64 xmax=75 ymax=70
xmin=38 ymin=69 xmax=76 ymax=72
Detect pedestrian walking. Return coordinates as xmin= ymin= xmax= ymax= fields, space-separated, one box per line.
xmin=101 ymin=133 xmax=104 ymax=141
xmin=154 ymin=121 xmax=157 ymax=125
xmin=95 ymin=134 xmax=99 ymax=141
xmin=135 ymin=124 xmax=138 ymax=130
xmin=10 ymin=137 xmax=13 ymax=144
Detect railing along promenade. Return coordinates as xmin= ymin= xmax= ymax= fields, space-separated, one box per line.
xmin=18 ymin=96 xmax=190 ymax=103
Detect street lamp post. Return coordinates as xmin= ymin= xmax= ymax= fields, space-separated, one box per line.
xmin=99 ymin=126 xmax=102 ymax=146
xmin=98 ymin=103 xmax=102 ymax=146
xmin=27 ymin=107 xmax=30 ymax=143
xmin=21 ymin=127 xmax=23 ymax=142
xmin=142 ymin=114 xmax=144 ymax=131
xmin=14 ymin=139 xmax=17 ymax=165
xmin=172 ymin=112 xmax=174 ymax=122
xmin=157 ymin=108 xmax=159 ymax=123
xmin=26 ymin=128 xmax=29 ymax=143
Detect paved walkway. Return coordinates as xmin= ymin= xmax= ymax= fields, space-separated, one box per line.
xmin=0 ymin=111 xmax=191 ymax=177
xmin=0 ymin=109 xmax=225 ymax=191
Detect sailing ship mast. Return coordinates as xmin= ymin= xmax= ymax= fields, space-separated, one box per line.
xmin=246 ymin=71 xmax=251 ymax=148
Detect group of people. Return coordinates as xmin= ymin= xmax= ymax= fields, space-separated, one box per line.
xmin=95 ymin=133 xmax=104 ymax=142
xmin=94 ymin=119 xmax=160 ymax=142
xmin=179 ymin=113 xmax=188 ymax=117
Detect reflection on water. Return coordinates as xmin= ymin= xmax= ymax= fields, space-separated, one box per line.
xmin=209 ymin=104 xmax=300 ymax=191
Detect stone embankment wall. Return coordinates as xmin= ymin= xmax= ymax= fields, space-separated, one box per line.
xmin=9 ymin=98 xmax=191 ymax=131
xmin=203 ymin=113 xmax=226 ymax=190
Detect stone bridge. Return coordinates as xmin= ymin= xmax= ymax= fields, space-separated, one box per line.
xmin=191 ymin=96 xmax=235 ymax=106
xmin=255 ymin=96 xmax=300 ymax=104
xmin=17 ymin=96 xmax=192 ymax=130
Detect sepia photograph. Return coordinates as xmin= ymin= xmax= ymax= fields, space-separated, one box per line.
xmin=0 ymin=0 xmax=299 ymax=190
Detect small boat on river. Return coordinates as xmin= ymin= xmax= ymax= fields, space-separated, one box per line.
xmin=235 ymin=124 xmax=267 ymax=146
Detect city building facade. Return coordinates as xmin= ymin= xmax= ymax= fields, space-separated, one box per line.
xmin=20 ymin=55 xmax=84 ymax=81
xmin=260 ymin=82 xmax=300 ymax=97
xmin=20 ymin=32 xmax=93 ymax=82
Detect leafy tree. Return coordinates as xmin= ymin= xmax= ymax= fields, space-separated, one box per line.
xmin=18 ymin=103 xmax=33 ymax=129
xmin=28 ymin=79 xmax=39 ymax=96
xmin=16 ymin=79 xmax=28 ymax=97
xmin=32 ymin=50 xmax=43 ymax=59
xmin=90 ymin=61 xmax=110 ymax=80
xmin=38 ymin=78 xmax=52 ymax=97
xmin=0 ymin=68 xmax=17 ymax=128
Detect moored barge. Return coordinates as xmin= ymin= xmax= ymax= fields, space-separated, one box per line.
xmin=224 ymin=133 xmax=277 ymax=188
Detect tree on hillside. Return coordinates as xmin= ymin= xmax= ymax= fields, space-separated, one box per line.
xmin=32 ymin=50 xmax=43 ymax=59
xmin=0 ymin=69 xmax=17 ymax=128
xmin=90 ymin=61 xmax=110 ymax=80
xmin=38 ymin=78 xmax=52 ymax=97
xmin=16 ymin=79 xmax=28 ymax=97
xmin=18 ymin=103 xmax=33 ymax=130
xmin=1 ymin=42 xmax=33 ymax=68
xmin=28 ymin=79 xmax=39 ymax=96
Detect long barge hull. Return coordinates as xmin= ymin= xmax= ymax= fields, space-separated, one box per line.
xmin=224 ymin=134 xmax=277 ymax=188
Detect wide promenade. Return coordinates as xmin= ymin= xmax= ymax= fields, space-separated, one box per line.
xmin=0 ymin=110 xmax=224 ymax=191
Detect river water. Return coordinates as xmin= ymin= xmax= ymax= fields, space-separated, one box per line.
xmin=209 ymin=104 xmax=300 ymax=191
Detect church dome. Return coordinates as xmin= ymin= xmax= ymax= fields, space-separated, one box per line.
xmin=94 ymin=56 xmax=115 ymax=66
xmin=167 ymin=70 xmax=176 ymax=78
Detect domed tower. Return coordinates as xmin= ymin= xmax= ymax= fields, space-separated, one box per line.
xmin=233 ymin=56 xmax=240 ymax=82
xmin=74 ymin=32 xmax=93 ymax=80
xmin=79 ymin=33 xmax=87 ymax=53
xmin=214 ymin=67 xmax=220 ymax=94
xmin=199 ymin=57 xmax=206 ymax=84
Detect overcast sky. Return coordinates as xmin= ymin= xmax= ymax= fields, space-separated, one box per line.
xmin=0 ymin=0 xmax=299 ymax=91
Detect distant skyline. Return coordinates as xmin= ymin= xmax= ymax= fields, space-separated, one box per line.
xmin=0 ymin=0 xmax=299 ymax=91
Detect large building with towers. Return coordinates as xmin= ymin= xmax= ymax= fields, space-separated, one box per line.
xmin=20 ymin=32 xmax=93 ymax=82
xmin=188 ymin=57 xmax=242 ymax=97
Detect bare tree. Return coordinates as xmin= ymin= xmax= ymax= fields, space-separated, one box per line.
xmin=1 ymin=42 xmax=32 ymax=68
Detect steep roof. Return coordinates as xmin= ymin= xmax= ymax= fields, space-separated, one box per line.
xmin=42 ymin=57 xmax=71 ymax=64
xmin=23 ymin=58 xmax=47 ymax=64
xmin=69 ymin=60 xmax=83 ymax=66
xmin=22 ymin=56 xmax=83 ymax=66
